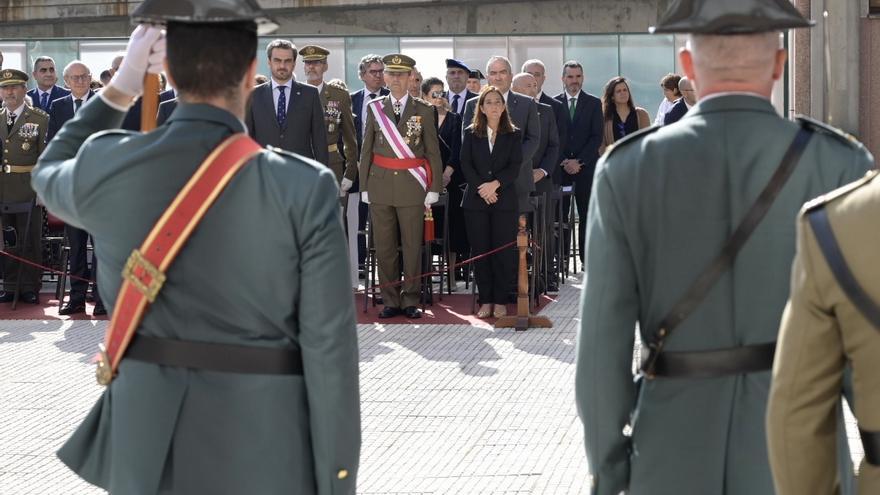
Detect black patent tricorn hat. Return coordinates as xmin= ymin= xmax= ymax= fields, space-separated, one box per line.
xmin=132 ymin=0 xmax=279 ymax=35
xmin=650 ymin=0 xmax=814 ymax=34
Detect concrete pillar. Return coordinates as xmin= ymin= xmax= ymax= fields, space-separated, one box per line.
xmin=810 ymin=0 xmax=860 ymax=134
xmin=860 ymin=17 xmax=880 ymax=158
xmin=791 ymin=0 xmax=811 ymax=119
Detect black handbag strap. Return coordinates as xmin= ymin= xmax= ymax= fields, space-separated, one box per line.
xmin=808 ymin=207 xmax=880 ymax=330
xmin=641 ymin=126 xmax=814 ymax=377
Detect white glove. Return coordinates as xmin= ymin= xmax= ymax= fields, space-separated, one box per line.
xmin=340 ymin=178 xmax=353 ymax=192
xmin=361 ymin=192 xmax=369 ymax=204
xmin=111 ymin=25 xmax=167 ymax=98
xmin=424 ymin=192 xmax=440 ymax=206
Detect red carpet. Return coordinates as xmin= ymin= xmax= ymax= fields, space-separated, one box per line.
xmin=355 ymin=292 xmax=557 ymax=325
xmin=0 ymin=293 xmax=108 ymax=320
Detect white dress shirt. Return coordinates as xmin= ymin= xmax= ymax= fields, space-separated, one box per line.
xmin=654 ymin=98 xmax=676 ymax=126
xmin=487 ymin=126 xmax=495 ymax=153
xmin=271 ymin=78 xmax=293 ymax=116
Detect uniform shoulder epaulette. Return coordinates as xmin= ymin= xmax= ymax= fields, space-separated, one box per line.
xmin=803 ymin=169 xmax=880 ymax=213
xmin=604 ymin=124 xmax=661 ymax=157
xmin=28 ymin=106 xmax=49 ymax=118
xmin=412 ymin=96 xmax=432 ymax=108
xmin=265 ymin=145 xmax=324 ymax=172
xmin=795 ymin=115 xmax=862 ymax=148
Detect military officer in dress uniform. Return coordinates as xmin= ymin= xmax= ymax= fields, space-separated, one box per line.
xmin=359 ymin=53 xmax=442 ymax=319
xmin=32 ymin=1 xmax=360 ymax=494
xmin=298 ymin=44 xmax=358 ymax=195
xmin=0 ymin=69 xmax=47 ymax=304
xmin=768 ymin=170 xmax=880 ymax=495
xmin=574 ymin=1 xmax=875 ymax=494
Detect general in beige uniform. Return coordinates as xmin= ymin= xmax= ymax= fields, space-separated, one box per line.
xmin=359 ymin=54 xmax=442 ymax=318
xmin=298 ymin=45 xmax=358 ymax=187
xmin=0 ymin=68 xmax=48 ymax=303
xmin=768 ymin=169 xmax=880 ymax=495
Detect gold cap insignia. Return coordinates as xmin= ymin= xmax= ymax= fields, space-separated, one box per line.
xmin=2 ymin=71 xmax=11 ymax=79
xmin=392 ymin=56 xmax=402 ymax=65
xmin=306 ymin=46 xmax=315 ymax=55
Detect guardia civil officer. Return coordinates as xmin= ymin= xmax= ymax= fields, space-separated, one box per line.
xmin=359 ymin=54 xmax=442 ymax=319
xmin=574 ymin=1 xmax=874 ymax=494
xmin=32 ymin=1 xmax=360 ymax=493
xmin=768 ymin=171 xmax=880 ymax=495
xmin=0 ymin=68 xmax=48 ymax=304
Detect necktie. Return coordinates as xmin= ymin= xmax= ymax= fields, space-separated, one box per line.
xmin=276 ymin=86 xmax=287 ymax=129
xmin=74 ymin=99 xmax=83 ymax=113
xmin=40 ymin=92 xmax=49 ymax=111
xmin=393 ymin=100 xmax=401 ymax=124
xmin=368 ymin=93 xmax=377 ymax=101
xmin=569 ymin=97 xmax=577 ymax=120
xmin=451 ymin=94 xmax=460 ymax=114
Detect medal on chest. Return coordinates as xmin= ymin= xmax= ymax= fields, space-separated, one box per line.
xmin=18 ymin=122 xmax=39 ymax=150
xmin=405 ymin=116 xmax=422 ymax=146
xmin=325 ymin=100 xmax=341 ymax=133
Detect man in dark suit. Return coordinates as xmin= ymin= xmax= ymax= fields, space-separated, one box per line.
xmin=27 ymin=56 xmax=69 ymax=112
xmin=245 ymin=39 xmax=328 ymax=165
xmin=522 ymin=59 xmax=568 ymax=170
xmin=512 ymin=72 xmax=560 ymax=291
xmin=156 ymin=96 xmax=177 ymax=126
xmin=46 ymin=61 xmax=106 ymax=316
xmin=348 ymin=54 xmax=389 ymax=281
xmin=555 ymin=60 xmax=603 ymax=266
xmin=664 ymin=76 xmax=698 ymax=125
xmin=445 ymin=58 xmax=477 ymax=116
xmin=121 ymin=86 xmax=175 ymax=131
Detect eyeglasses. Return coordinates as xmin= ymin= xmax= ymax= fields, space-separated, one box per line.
xmin=365 ymin=69 xmax=383 ymax=77
xmin=68 ymin=75 xmax=91 ymax=82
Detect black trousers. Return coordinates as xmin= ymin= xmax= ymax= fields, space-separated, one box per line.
xmin=65 ymin=225 xmax=101 ymax=305
xmin=465 ymin=207 xmax=517 ymax=305
xmin=561 ymin=173 xmax=591 ymax=264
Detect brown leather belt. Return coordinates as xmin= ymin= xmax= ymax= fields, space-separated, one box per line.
xmin=645 ymin=342 xmax=776 ymax=379
xmin=4 ymin=165 xmax=34 ymax=173
xmin=328 ymin=143 xmax=338 ymax=153
xmin=126 ymin=335 xmax=304 ymax=375
xmin=862 ymin=428 xmax=880 ymax=466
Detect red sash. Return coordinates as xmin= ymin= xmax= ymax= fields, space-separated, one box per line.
xmin=372 ymin=154 xmax=433 ymax=190
xmin=95 ymin=134 xmax=263 ymax=385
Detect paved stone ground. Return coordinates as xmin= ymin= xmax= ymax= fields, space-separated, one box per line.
xmin=0 ymin=277 xmax=863 ymax=494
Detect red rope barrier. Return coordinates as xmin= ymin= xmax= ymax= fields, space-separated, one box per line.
xmin=0 ymin=249 xmax=93 ymax=284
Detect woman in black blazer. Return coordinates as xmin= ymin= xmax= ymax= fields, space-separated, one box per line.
xmin=460 ymin=86 xmax=522 ymax=318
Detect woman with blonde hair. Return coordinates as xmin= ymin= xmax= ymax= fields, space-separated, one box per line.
xmin=460 ymin=86 xmax=522 ymax=318
xmin=600 ymin=76 xmax=650 ymax=154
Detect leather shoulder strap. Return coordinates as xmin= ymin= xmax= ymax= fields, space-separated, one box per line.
xmin=95 ymin=133 xmax=263 ymax=385
xmin=808 ymin=206 xmax=880 ymax=330
xmin=641 ymin=125 xmax=814 ymax=376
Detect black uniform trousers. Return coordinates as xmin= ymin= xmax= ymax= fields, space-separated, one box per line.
xmin=65 ymin=225 xmax=101 ymax=305
xmin=464 ymin=206 xmax=517 ymax=305
xmin=1 ymin=206 xmax=43 ymax=293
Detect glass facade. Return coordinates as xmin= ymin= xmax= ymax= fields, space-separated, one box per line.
xmin=0 ymin=33 xmax=787 ymax=119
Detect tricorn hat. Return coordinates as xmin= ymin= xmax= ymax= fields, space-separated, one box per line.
xmin=650 ymin=0 xmax=813 ymax=34
xmin=132 ymin=0 xmax=279 ymax=35
xmin=468 ymin=69 xmax=485 ymax=80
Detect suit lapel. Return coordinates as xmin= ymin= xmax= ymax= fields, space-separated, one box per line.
xmin=573 ymin=91 xmax=588 ymax=125
xmin=320 ymin=84 xmax=330 ymax=107
xmin=261 ymin=83 xmax=278 ymax=129
xmin=8 ymin=107 xmax=27 ymax=137
xmin=381 ymin=97 xmax=396 ymax=124
xmin=0 ymin=110 xmax=7 ymax=141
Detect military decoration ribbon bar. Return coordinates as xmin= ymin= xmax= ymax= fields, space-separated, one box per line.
xmin=95 ymin=133 xmax=263 ymax=386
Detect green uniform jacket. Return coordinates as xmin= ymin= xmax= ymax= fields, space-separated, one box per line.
xmin=576 ymin=94 xmax=874 ymax=495
xmin=0 ymin=104 xmax=47 ymax=202
xmin=319 ymin=82 xmax=358 ymax=184
xmin=358 ymin=95 xmax=443 ymax=206
xmin=768 ymin=170 xmax=880 ymax=495
xmin=32 ymin=96 xmax=360 ymax=495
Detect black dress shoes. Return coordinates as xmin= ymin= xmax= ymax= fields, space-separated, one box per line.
xmin=378 ymin=306 xmax=402 ymax=319
xmin=0 ymin=292 xmax=13 ymax=303
xmin=404 ymin=306 xmax=422 ymax=319
xmin=20 ymin=292 xmax=39 ymax=305
xmin=92 ymin=303 xmax=107 ymax=316
xmin=59 ymin=302 xmax=86 ymax=315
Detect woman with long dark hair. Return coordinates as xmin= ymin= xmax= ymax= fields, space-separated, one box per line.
xmin=460 ymin=86 xmax=522 ymax=318
xmin=600 ymin=76 xmax=650 ymax=154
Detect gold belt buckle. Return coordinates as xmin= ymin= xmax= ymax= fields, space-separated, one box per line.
xmin=123 ymin=249 xmax=166 ymax=302
xmin=95 ymin=343 xmax=114 ymax=386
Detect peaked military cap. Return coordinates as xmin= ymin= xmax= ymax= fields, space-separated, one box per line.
xmin=468 ymin=69 xmax=485 ymax=80
xmin=299 ymin=45 xmax=329 ymax=62
xmin=445 ymin=59 xmax=470 ymax=72
xmin=382 ymin=54 xmax=416 ymax=73
xmin=0 ymin=69 xmax=28 ymax=87
xmin=651 ymin=0 xmax=814 ymax=34
xmin=132 ymin=0 xmax=279 ymax=35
